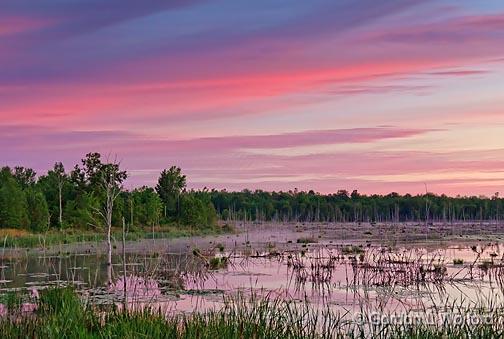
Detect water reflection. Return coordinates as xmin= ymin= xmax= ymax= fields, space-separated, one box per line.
xmin=1 ymin=242 xmax=504 ymax=315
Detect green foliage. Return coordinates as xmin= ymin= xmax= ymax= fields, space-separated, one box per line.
xmin=64 ymin=192 xmax=99 ymax=228
xmin=180 ymin=193 xmax=217 ymax=228
xmin=156 ymin=166 xmax=186 ymax=220
xmin=127 ymin=187 xmax=163 ymax=226
xmin=296 ymin=237 xmax=318 ymax=244
xmin=71 ymin=152 xmax=127 ymax=196
xmin=12 ymin=166 xmax=36 ymax=189
xmin=25 ymin=188 xmax=49 ymax=231
xmin=69 ymin=153 xmax=128 ymax=231
xmin=2 ymin=288 xmax=504 ymax=338
xmin=208 ymin=256 xmax=228 ymax=270
xmin=209 ymin=189 xmax=504 ymax=223
xmin=0 ymin=155 xmax=221 ymax=234
xmin=0 ymin=290 xmax=23 ymax=311
xmin=37 ymin=162 xmax=69 ymax=228
xmin=0 ymin=226 xmax=220 ymax=248
xmin=9 ymin=151 xmax=504 ymax=236
xmin=0 ymin=168 xmax=28 ymax=228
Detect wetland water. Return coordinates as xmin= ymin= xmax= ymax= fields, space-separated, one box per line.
xmin=2 ymin=222 xmax=504 ymax=316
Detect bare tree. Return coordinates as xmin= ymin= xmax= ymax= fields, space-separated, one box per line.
xmin=424 ymin=183 xmax=431 ymax=241
xmin=122 ymin=217 xmax=128 ymax=311
xmin=53 ymin=162 xmax=66 ymax=227
xmin=93 ymin=157 xmax=127 ymax=283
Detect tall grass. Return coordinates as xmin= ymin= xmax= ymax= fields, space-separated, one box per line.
xmin=2 ymin=288 xmax=504 ymax=338
xmin=0 ymin=225 xmax=225 ymax=249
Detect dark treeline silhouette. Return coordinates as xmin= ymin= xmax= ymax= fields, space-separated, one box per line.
xmin=210 ymin=190 xmax=503 ymax=224
xmin=1 ymin=152 xmax=503 ymax=231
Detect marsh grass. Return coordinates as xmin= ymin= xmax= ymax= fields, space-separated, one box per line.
xmin=340 ymin=245 xmax=365 ymax=255
xmin=0 ymin=290 xmax=24 ymax=311
xmin=0 ymin=225 xmax=224 ymax=249
xmin=453 ymin=258 xmax=464 ymax=265
xmin=208 ymin=256 xmax=228 ymax=270
xmin=296 ymin=237 xmax=318 ymax=244
xmin=3 ymin=288 xmax=504 ymax=338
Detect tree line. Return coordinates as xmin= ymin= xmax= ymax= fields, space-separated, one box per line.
xmin=1 ymin=152 xmax=503 ymax=231
xmin=209 ymin=189 xmax=504 ymax=223
xmin=0 ymin=153 xmax=216 ymax=231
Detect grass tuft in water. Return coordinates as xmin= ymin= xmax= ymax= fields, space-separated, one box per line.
xmin=2 ymin=288 xmax=504 ymax=338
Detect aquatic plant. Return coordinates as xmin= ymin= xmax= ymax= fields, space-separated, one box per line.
xmin=296 ymin=237 xmax=318 ymax=244
xmin=208 ymin=256 xmax=228 ymax=270
xmin=340 ymin=245 xmax=364 ymax=255
xmin=3 ymin=288 xmax=504 ymax=338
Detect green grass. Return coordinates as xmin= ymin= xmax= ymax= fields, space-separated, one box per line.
xmin=0 ymin=225 xmax=227 ymax=249
xmin=296 ymin=237 xmax=318 ymax=244
xmin=208 ymin=256 xmax=228 ymax=270
xmin=0 ymin=290 xmax=24 ymax=311
xmin=2 ymin=288 xmax=504 ymax=338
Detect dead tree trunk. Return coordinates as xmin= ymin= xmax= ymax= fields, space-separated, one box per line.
xmin=122 ymin=217 xmax=127 ymax=312
xmin=96 ymin=161 xmax=127 ymax=285
xmin=58 ymin=181 xmax=63 ymax=227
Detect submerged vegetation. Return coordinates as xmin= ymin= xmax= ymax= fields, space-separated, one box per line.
xmin=453 ymin=258 xmax=464 ymax=265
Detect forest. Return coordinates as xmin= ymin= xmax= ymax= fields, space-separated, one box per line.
xmin=0 ymin=152 xmax=503 ymax=232
xmin=0 ymin=153 xmax=217 ymax=231
xmin=210 ymin=189 xmax=504 ymax=223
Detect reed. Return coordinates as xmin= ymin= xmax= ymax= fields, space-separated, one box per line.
xmin=2 ymin=287 xmax=504 ymax=338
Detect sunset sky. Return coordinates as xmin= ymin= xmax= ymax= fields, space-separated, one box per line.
xmin=1 ymin=0 xmax=504 ymax=196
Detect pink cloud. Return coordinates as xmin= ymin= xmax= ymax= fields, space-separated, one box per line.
xmin=0 ymin=58 xmax=478 ymax=127
xmin=426 ymin=69 xmax=489 ymax=76
xmin=2 ymin=11 xmax=504 ymax=128
xmin=363 ymin=13 xmax=504 ymax=44
xmin=0 ymin=125 xmax=432 ymax=156
xmin=4 ymin=124 xmax=504 ymax=197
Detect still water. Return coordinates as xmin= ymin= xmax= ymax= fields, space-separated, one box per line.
xmin=2 ymin=239 xmax=504 ymax=315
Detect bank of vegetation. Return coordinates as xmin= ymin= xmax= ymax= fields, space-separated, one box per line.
xmin=1 ymin=152 xmax=504 ymax=244
xmin=1 ymin=287 xmax=502 ymax=339
xmin=210 ymin=189 xmax=504 ymax=223
xmin=0 ymin=153 xmax=219 ymax=247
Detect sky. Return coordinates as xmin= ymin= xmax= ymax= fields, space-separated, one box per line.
xmin=1 ymin=0 xmax=504 ymax=196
